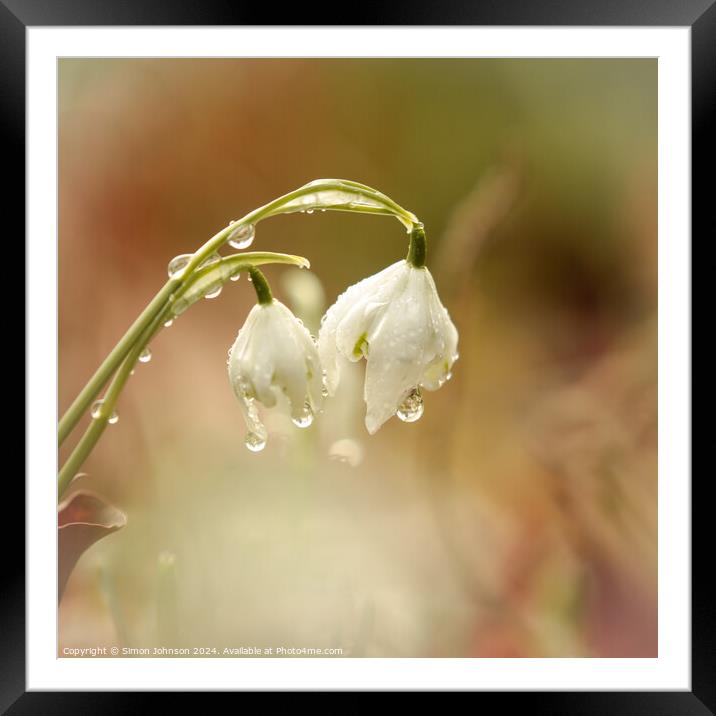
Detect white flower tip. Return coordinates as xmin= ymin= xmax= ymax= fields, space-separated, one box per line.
xmin=364 ymin=414 xmax=382 ymax=436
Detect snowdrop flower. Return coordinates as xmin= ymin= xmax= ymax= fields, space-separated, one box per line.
xmin=228 ymin=268 xmax=324 ymax=451
xmin=318 ymin=226 xmax=458 ymax=434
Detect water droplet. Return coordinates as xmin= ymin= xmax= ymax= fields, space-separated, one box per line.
xmin=397 ymin=388 xmax=424 ymax=423
xmin=230 ymin=270 xmax=241 ymax=282
xmin=91 ymin=400 xmax=118 ymax=424
xmin=306 ymin=209 xmax=314 ymax=214
xmin=204 ymin=283 xmax=223 ymax=299
xmin=164 ymin=319 xmax=174 ymax=328
xmin=245 ymin=431 xmax=267 ymax=452
xmin=292 ymin=402 xmax=314 ymax=428
xmin=167 ymin=254 xmax=192 ymax=278
xmin=138 ymin=347 xmax=152 ymax=363
xmin=90 ymin=400 xmax=104 ymax=419
xmin=227 ymin=223 xmax=255 ymax=250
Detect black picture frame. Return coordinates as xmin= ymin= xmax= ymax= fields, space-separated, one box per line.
xmin=8 ymin=0 xmax=706 ymax=710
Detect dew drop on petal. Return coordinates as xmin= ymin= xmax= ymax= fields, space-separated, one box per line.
xmin=227 ymin=223 xmax=255 ymax=250
xmin=306 ymin=209 xmax=314 ymax=214
xmin=245 ymin=431 xmax=267 ymax=452
xmin=397 ymin=388 xmax=424 ymax=423
xmin=292 ymin=402 xmax=314 ymax=428
xmin=229 ymin=270 xmax=241 ymax=282
xmin=138 ymin=347 xmax=152 ymax=363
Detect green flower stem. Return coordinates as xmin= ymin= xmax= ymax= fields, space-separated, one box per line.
xmin=58 ymin=306 xmax=168 ymax=499
xmin=58 ymin=279 xmax=180 ymax=445
xmin=181 ymin=179 xmax=417 ymax=282
xmin=248 ymin=267 xmax=273 ymax=305
xmin=406 ymin=224 xmax=427 ymax=268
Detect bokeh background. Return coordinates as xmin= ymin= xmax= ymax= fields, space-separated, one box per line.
xmin=59 ymin=59 xmax=657 ymax=657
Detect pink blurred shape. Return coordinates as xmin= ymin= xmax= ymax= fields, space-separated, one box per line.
xmin=58 ymin=489 xmax=127 ymax=602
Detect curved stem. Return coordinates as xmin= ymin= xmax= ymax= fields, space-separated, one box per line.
xmin=58 ymin=279 xmax=180 ymax=445
xmin=58 ymin=305 xmax=168 ymax=498
xmin=248 ymin=267 xmax=273 ymax=305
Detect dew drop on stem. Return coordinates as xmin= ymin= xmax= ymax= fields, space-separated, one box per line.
xmin=167 ymin=254 xmax=192 ymax=278
xmin=204 ymin=283 xmax=223 ymax=299
xmin=227 ymin=223 xmax=255 ymax=250
xmin=91 ymin=399 xmax=119 ymax=425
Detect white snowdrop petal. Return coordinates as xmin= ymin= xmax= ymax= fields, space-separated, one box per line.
xmin=227 ymin=299 xmax=325 ymax=440
xmin=319 ymin=260 xmax=405 ymax=393
xmin=363 ymin=270 xmax=433 ymax=432
xmin=318 ymin=258 xmax=459 ymax=433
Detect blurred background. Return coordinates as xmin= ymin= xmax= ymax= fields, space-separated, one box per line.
xmin=58 ymin=59 xmax=657 ymax=657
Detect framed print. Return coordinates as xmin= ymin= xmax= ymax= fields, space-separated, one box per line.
xmin=8 ymin=0 xmax=707 ymax=709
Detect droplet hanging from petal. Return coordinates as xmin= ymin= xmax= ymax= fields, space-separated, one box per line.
xmin=292 ymin=402 xmax=314 ymax=428
xmin=245 ymin=431 xmax=267 ymax=452
xmin=396 ymin=387 xmax=424 ymax=423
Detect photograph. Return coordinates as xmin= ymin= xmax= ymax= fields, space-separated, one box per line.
xmin=57 ymin=57 xmax=659 ymax=660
